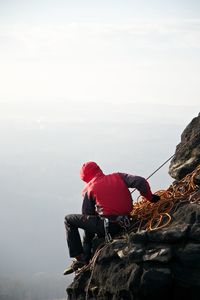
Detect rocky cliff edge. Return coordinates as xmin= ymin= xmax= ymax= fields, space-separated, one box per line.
xmin=67 ymin=113 xmax=200 ymax=300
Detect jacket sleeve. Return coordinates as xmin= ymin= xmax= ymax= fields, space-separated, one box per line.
xmin=119 ymin=173 xmax=153 ymax=201
xmin=82 ymin=192 xmax=96 ymax=215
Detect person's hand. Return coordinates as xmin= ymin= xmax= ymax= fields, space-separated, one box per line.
xmin=151 ymin=194 xmax=160 ymax=203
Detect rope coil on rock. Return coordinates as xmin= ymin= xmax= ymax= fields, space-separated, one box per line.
xmin=130 ymin=164 xmax=200 ymax=232
xmin=77 ymin=165 xmax=200 ymax=299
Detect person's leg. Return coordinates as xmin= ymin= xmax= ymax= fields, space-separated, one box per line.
xmin=64 ymin=214 xmax=84 ymax=258
xmin=64 ymin=214 xmax=105 ymax=258
xmin=82 ymin=230 xmax=95 ymax=262
xmin=63 ymin=214 xmax=105 ymax=275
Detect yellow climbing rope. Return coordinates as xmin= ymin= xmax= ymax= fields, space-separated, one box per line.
xmin=130 ymin=164 xmax=200 ymax=231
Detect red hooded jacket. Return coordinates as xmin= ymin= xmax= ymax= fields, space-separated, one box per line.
xmin=80 ymin=162 xmax=153 ymax=216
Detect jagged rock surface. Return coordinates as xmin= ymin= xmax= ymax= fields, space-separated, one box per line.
xmin=67 ymin=191 xmax=200 ymax=300
xmin=169 ymin=112 xmax=200 ymax=180
xmin=67 ymin=115 xmax=200 ymax=300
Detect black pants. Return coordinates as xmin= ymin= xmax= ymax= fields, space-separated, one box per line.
xmin=64 ymin=214 xmax=121 ymax=259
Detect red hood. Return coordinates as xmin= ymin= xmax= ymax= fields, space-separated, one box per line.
xmin=80 ymin=161 xmax=104 ymax=183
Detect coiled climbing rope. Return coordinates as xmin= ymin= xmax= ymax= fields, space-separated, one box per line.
xmin=81 ymin=165 xmax=200 ymax=299
xmin=130 ymin=164 xmax=200 ymax=231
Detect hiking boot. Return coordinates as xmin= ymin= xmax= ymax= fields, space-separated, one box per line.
xmin=63 ymin=259 xmax=86 ymax=275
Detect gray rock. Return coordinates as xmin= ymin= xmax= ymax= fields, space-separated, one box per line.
xmin=169 ymin=112 xmax=200 ymax=180
xmin=175 ymin=243 xmax=200 ymax=268
xmin=172 ymin=263 xmax=200 ymax=286
xmin=147 ymin=224 xmax=189 ymax=242
xmin=190 ymin=223 xmax=200 ymax=241
xmin=140 ymin=267 xmax=171 ymax=295
xmin=129 ymin=230 xmax=147 ymax=243
xmin=143 ymin=246 xmax=172 ymax=263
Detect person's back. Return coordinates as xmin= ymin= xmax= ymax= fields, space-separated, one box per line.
xmin=86 ymin=172 xmax=133 ymax=216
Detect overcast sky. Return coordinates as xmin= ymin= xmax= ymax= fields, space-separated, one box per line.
xmin=0 ymin=1 xmax=199 ymax=294
xmin=0 ymin=0 xmax=200 ymax=105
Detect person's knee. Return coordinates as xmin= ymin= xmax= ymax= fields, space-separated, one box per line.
xmin=64 ymin=214 xmax=77 ymax=226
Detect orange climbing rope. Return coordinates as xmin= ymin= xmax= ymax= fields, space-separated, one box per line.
xmin=130 ymin=164 xmax=200 ymax=231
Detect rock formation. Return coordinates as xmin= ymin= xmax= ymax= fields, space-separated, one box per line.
xmin=66 ymin=114 xmax=200 ymax=300
xmin=169 ymin=112 xmax=200 ymax=180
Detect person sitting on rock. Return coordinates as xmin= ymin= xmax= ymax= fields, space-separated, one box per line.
xmin=63 ymin=161 xmax=160 ymax=275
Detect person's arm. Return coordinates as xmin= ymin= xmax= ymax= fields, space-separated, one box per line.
xmin=82 ymin=192 xmax=96 ymax=215
xmin=119 ymin=173 xmax=159 ymax=203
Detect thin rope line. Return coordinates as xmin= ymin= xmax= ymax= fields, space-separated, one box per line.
xmin=131 ymin=124 xmax=200 ymax=195
xmin=131 ymin=154 xmax=175 ymax=194
xmin=146 ymin=154 xmax=175 ymax=181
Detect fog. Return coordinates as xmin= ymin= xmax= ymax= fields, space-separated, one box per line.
xmin=0 ymin=99 xmax=198 ymax=299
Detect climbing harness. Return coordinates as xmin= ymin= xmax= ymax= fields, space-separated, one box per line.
xmin=116 ymin=215 xmax=131 ymax=229
xmin=103 ymin=215 xmax=132 ymax=243
xmin=103 ymin=218 xmax=112 ymax=243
